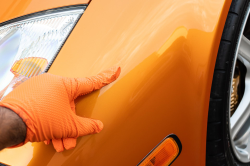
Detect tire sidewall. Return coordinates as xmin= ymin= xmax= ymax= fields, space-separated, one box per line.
xmin=222 ymin=1 xmax=250 ymax=165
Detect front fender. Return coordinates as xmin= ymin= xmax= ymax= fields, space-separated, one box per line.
xmin=0 ymin=0 xmax=231 ymax=165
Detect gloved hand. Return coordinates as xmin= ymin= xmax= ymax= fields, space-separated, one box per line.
xmin=0 ymin=66 xmax=121 ymax=152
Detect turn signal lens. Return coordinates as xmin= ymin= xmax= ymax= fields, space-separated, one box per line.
xmin=11 ymin=57 xmax=48 ymax=77
xmin=138 ymin=135 xmax=182 ymax=166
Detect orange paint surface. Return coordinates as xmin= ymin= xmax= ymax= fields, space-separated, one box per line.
xmin=0 ymin=0 xmax=231 ymax=165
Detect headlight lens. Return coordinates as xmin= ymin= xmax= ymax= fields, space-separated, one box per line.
xmin=0 ymin=7 xmax=85 ymax=99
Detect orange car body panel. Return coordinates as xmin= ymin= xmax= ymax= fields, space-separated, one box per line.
xmin=0 ymin=0 xmax=231 ymax=165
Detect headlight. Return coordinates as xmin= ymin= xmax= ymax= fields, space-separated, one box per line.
xmin=0 ymin=6 xmax=85 ymax=99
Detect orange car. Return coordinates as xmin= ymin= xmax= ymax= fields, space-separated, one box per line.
xmin=0 ymin=0 xmax=249 ymax=165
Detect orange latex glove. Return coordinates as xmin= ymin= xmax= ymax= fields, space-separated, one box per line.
xmin=0 ymin=66 xmax=121 ymax=152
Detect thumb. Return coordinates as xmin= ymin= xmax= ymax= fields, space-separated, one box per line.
xmin=74 ymin=115 xmax=104 ymax=137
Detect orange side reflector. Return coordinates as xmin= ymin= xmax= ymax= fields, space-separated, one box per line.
xmin=138 ymin=135 xmax=182 ymax=166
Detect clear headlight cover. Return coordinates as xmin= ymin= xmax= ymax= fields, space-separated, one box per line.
xmin=0 ymin=7 xmax=85 ymax=99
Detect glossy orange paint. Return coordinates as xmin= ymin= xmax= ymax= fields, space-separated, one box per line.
xmin=0 ymin=0 xmax=231 ymax=166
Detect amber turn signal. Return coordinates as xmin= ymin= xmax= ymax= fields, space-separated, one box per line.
xmin=138 ymin=134 xmax=182 ymax=166
xmin=11 ymin=57 xmax=48 ymax=78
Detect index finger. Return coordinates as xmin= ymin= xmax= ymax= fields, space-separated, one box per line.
xmin=63 ymin=66 xmax=121 ymax=99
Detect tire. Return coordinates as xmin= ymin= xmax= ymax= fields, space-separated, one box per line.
xmin=206 ymin=0 xmax=250 ymax=165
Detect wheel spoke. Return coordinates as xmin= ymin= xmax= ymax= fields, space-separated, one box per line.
xmin=234 ymin=131 xmax=250 ymax=160
xmin=231 ymin=82 xmax=250 ymax=140
xmin=245 ymin=133 xmax=250 ymax=154
xmin=239 ymin=35 xmax=250 ymax=62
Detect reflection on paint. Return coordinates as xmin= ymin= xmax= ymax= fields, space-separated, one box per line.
xmin=0 ymin=142 xmax=34 ymax=166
